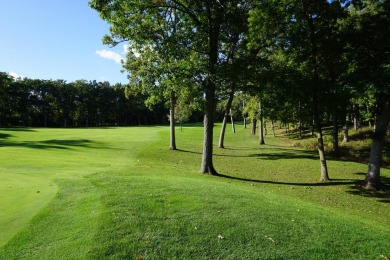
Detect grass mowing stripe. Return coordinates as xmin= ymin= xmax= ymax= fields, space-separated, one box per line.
xmin=0 ymin=173 xmax=57 ymax=247
xmin=0 ymin=178 xmax=102 ymax=259
xmin=0 ymin=127 xmax=161 ymax=249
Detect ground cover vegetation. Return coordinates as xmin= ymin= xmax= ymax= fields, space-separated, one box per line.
xmin=0 ymin=125 xmax=389 ymax=259
xmin=1 ymin=0 xmax=389 ymax=257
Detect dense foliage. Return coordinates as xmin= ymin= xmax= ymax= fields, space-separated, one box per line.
xmin=0 ymin=73 xmax=171 ymax=127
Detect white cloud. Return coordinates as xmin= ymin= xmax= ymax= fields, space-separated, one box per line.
xmin=96 ymin=49 xmax=124 ymax=64
xmin=122 ymin=44 xmax=129 ymax=55
xmin=8 ymin=71 xmax=22 ymax=79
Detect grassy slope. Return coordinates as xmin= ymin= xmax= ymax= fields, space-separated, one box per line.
xmin=0 ymin=127 xmax=160 ymax=247
xmin=0 ymin=124 xmax=389 ymax=259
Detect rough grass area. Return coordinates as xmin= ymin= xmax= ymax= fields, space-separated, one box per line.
xmin=291 ymin=126 xmax=390 ymax=167
xmin=0 ymin=124 xmax=389 ymax=259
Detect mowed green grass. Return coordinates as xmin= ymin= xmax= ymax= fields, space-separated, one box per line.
xmin=0 ymin=124 xmax=389 ymax=259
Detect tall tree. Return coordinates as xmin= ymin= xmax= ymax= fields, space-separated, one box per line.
xmin=89 ymin=0 xmax=249 ymax=174
xmin=343 ymin=0 xmax=390 ymax=189
xmin=249 ymin=0 xmax=348 ymax=181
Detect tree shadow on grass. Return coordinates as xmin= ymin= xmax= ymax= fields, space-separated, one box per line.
xmin=248 ymin=150 xmax=318 ymax=160
xmin=0 ymin=133 xmax=13 ymax=139
xmin=0 ymin=139 xmax=103 ymax=150
xmin=0 ymin=127 xmax=36 ymax=132
xmin=216 ymin=173 xmax=356 ymax=187
xmin=177 ymin=146 xmax=319 ymax=160
xmin=346 ymin=172 xmax=390 ymax=203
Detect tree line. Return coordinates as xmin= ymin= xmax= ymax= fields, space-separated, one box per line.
xmin=0 ymin=74 xmax=175 ymax=127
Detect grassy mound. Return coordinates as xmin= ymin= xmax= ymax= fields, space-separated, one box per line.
xmin=0 ymin=124 xmax=389 ymax=259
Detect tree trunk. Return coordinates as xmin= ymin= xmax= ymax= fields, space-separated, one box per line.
xmin=318 ymin=127 xmax=330 ymax=182
xmin=342 ymin=125 xmax=349 ymax=143
xmin=271 ymin=120 xmax=276 ymax=137
xmin=353 ymin=104 xmax=359 ymax=131
xmin=201 ymin=21 xmax=219 ymax=175
xmin=169 ymin=91 xmax=177 ymax=150
xmin=364 ymin=98 xmax=390 ymax=190
xmin=243 ymin=99 xmax=247 ymax=129
xmin=201 ymin=94 xmax=217 ymax=175
xmin=259 ymin=98 xmax=265 ymax=145
xmin=230 ymin=109 xmax=235 ymax=133
xmin=218 ymin=90 xmax=234 ymax=148
xmin=298 ymin=101 xmax=302 ymax=139
xmin=251 ymin=118 xmax=257 ymax=135
xmin=218 ymin=115 xmax=228 ymax=149
xmin=332 ymin=110 xmax=340 ymax=157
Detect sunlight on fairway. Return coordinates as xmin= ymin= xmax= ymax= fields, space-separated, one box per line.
xmin=0 ymin=173 xmax=57 ymax=247
xmin=0 ymin=127 xmax=160 ymax=247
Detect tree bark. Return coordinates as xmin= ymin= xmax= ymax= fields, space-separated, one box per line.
xmin=259 ymin=98 xmax=265 ymax=145
xmin=251 ymin=118 xmax=257 ymax=135
xmin=342 ymin=125 xmax=349 ymax=143
xmin=218 ymin=90 xmax=234 ymax=148
xmin=332 ymin=110 xmax=340 ymax=157
xmin=353 ymin=104 xmax=359 ymax=131
xmin=364 ymin=98 xmax=390 ymax=190
xmin=201 ymin=16 xmax=219 ymax=175
xmin=201 ymin=92 xmax=217 ymax=175
xmin=230 ymin=109 xmax=235 ymax=133
xmin=243 ymin=99 xmax=247 ymax=129
xmin=169 ymin=91 xmax=177 ymax=150
xmin=271 ymin=119 xmax=276 ymax=137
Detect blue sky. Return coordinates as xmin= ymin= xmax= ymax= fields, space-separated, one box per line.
xmin=0 ymin=0 xmax=128 ymax=84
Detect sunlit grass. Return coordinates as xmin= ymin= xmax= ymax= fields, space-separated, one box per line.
xmin=0 ymin=124 xmax=389 ymax=259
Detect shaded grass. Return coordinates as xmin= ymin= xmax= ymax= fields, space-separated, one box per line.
xmin=291 ymin=126 xmax=390 ymax=167
xmin=0 ymin=124 xmax=389 ymax=259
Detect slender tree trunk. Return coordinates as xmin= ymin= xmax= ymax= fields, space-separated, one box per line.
xmin=271 ymin=120 xmax=276 ymax=137
xmin=313 ymin=94 xmax=330 ymax=182
xmin=169 ymin=91 xmax=176 ymax=150
xmin=342 ymin=114 xmax=349 ymax=143
xmin=364 ymin=98 xmax=390 ymax=190
xmin=332 ymin=110 xmax=340 ymax=157
xmin=353 ymin=104 xmax=358 ymax=131
xmin=264 ymin=122 xmax=267 ymax=135
xmin=310 ymin=117 xmax=315 ymax=137
xmin=259 ymin=98 xmax=265 ymax=145
xmin=243 ymin=99 xmax=247 ymax=129
xmin=251 ymin=119 xmax=257 ymax=135
xmin=219 ymin=115 xmax=228 ymax=148
xmin=342 ymin=125 xmax=349 ymax=143
xmin=218 ymin=90 xmax=234 ymax=148
xmin=317 ymin=126 xmax=330 ymax=182
xmin=298 ymin=101 xmax=302 ymax=139
xmin=230 ymin=109 xmax=235 ymax=133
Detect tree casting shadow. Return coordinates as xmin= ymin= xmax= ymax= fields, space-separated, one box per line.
xmin=346 ymin=172 xmax=390 ymax=203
